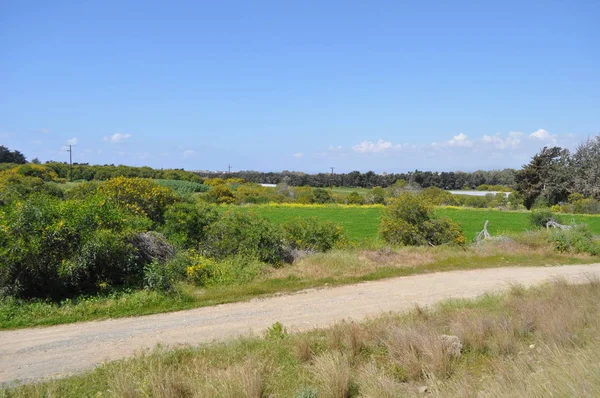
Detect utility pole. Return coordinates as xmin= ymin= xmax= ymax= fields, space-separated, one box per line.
xmin=228 ymin=164 xmax=232 ymax=174
xmin=329 ymin=167 xmax=335 ymax=189
xmin=66 ymin=145 xmax=74 ymax=181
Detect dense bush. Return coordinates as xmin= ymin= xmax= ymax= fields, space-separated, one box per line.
xmin=0 ymin=194 xmax=152 ymax=299
xmin=380 ymin=193 xmax=465 ymax=246
xmin=98 ymin=177 xmax=179 ymax=223
xmin=162 ymin=202 xmax=219 ymax=248
xmin=530 ymin=209 xmax=561 ymax=228
xmin=282 ymin=217 xmax=346 ymax=252
xmin=203 ymin=211 xmax=284 ymax=265
xmin=549 ymin=224 xmax=600 ymax=255
xmin=0 ymin=169 xmax=63 ymax=205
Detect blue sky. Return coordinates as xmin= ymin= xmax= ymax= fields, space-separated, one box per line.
xmin=1 ymin=0 xmax=599 ymax=173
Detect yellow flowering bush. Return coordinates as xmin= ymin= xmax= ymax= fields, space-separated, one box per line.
xmin=185 ymin=251 xmax=218 ymax=286
xmin=98 ymin=177 xmax=179 ymax=223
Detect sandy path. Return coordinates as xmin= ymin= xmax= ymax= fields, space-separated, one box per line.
xmin=2 ymin=263 xmax=600 ymax=384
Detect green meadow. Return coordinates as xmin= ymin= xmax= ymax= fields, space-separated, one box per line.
xmin=236 ymin=204 xmax=600 ymax=243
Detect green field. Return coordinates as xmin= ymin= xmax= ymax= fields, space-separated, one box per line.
xmin=237 ymin=205 xmax=600 ymax=242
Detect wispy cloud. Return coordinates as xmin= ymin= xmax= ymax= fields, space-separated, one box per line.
xmin=352 ymin=139 xmax=397 ymax=153
xmin=293 ymin=152 xmax=304 ymax=158
xmin=103 ymin=133 xmax=132 ymax=143
xmin=183 ymin=149 xmax=195 ymax=158
xmin=66 ymin=137 xmax=78 ymax=145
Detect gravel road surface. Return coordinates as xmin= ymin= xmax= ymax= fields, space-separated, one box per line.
xmin=2 ymin=263 xmax=600 ymax=384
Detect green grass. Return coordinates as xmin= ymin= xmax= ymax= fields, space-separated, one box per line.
xmin=236 ymin=204 xmax=600 ymax=243
xmin=236 ymin=205 xmax=383 ymax=243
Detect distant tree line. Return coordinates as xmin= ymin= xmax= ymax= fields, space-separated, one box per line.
xmin=194 ymin=169 xmax=517 ymax=190
xmin=42 ymin=162 xmax=203 ymax=182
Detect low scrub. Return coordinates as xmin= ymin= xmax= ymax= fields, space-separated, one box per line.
xmin=282 ymin=217 xmax=346 ymax=253
xmin=202 ymin=211 xmax=285 ymax=265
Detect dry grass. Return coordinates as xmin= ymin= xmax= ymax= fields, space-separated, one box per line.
xmin=6 ymin=278 xmax=600 ymax=397
xmin=309 ymin=351 xmax=351 ymax=398
xmin=268 ymin=231 xmax=593 ymax=284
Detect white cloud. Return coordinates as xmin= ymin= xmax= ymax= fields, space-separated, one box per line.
xmin=448 ymin=133 xmax=473 ymax=147
xmin=529 ymin=129 xmax=554 ymax=141
xmin=481 ymin=133 xmax=521 ymax=149
xmin=183 ymin=149 xmax=195 ymax=158
xmin=104 ymin=133 xmax=132 ymax=143
xmin=293 ymin=152 xmax=304 ymax=158
xmin=352 ymin=139 xmax=394 ymax=153
xmin=39 ymin=128 xmax=50 ymax=134
xmin=66 ymin=137 xmax=78 ymax=145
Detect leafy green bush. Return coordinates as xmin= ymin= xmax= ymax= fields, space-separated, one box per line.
xmin=0 ymin=194 xmax=151 ymax=299
xmin=530 ymin=209 xmax=561 ymax=228
xmin=143 ymin=260 xmax=176 ymax=292
xmin=182 ymin=251 xmax=265 ymax=287
xmin=203 ymin=211 xmax=284 ymax=265
xmin=162 ymin=202 xmax=219 ymax=248
xmin=380 ymin=193 xmax=466 ymax=246
xmin=282 ymin=217 xmax=346 ymax=252
xmin=548 ymin=224 xmax=600 ymax=255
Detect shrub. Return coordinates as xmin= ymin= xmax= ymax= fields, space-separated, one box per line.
xmin=282 ymin=217 xmax=346 ymax=252
xmin=0 ymin=194 xmax=152 ymax=299
xmin=98 ymin=177 xmax=180 ymax=223
xmin=345 ymin=191 xmax=365 ymax=205
xmin=530 ymin=209 xmax=560 ymax=228
xmin=312 ymin=188 xmax=333 ymax=204
xmin=203 ymin=211 xmax=284 ymax=265
xmin=380 ymin=193 xmax=465 ymax=246
xmin=183 ymin=251 xmax=264 ymax=286
xmin=143 ymin=260 xmax=176 ymax=291
xmin=206 ymin=184 xmax=236 ymax=204
xmin=162 ymin=202 xmax=219 ymax=248
xmin=0 ymin=169 xmax=63 ymax=205
xmin=549 ymin=224 xmax=600 ymax=255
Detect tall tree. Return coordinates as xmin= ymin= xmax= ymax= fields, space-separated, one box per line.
xmin=0 ymin=145 xmax=26 ymax=164
xmin=515 ymin=146 xmax=572 ymax=209
xmin=571 ymin=136 xmax=600 ymax=199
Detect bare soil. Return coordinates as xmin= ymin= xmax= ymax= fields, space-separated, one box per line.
xmin=2 ymin=263 xmax=600 ymax=385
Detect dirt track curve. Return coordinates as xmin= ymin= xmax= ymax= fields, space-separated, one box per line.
xmin=2 ymin=263 xmax=600 ymax=385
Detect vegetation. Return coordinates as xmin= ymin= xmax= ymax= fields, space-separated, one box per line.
xmin=380 ymin=193 xmax=465 ymax=246
xmin=1 ymin=231 xmax=595 ymax=329
xmin=1 ymin=138 xmax=600 ymax=331
xmin=0 ymin=145 xmax=26 ymax=164
xmin=7 ymin=280 xmax=600 ymax=397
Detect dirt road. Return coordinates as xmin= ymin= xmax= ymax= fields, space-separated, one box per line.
xmin=2 ymin=264 xmax=600 ymax=384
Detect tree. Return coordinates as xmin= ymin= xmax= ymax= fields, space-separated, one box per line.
xmin=571 ymin=136 xmax=600 ymax=199
xmin=515 ymin=146 xmax=571 ymax=209
xmin=0 ymin=145 xmax=26 ymax=164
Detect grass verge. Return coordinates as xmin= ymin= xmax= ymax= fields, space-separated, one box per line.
xmin=1 ymin=231 xmax=597 ymax=330
xmin=5 ymin=278 xmax=600 ymax=397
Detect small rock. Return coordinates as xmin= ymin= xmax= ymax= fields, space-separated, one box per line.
xmin=440 ymin=334 xmax=462 ymax=358
xmin=417 ymin=386 xmax=429 ymax=394
xmin=529 ymin=344 xmax=535 ymax=349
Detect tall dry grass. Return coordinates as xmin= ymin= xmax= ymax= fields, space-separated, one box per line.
xmin=6 ymin=277 xmax=600 ymax=398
